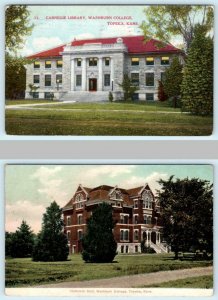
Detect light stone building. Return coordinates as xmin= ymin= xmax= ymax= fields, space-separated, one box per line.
xmin=26 ymin=35 xmax=183 ymax=101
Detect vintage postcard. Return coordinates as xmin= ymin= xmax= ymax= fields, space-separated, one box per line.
xmin=5 ymin=164 xmax=213 ymax=296
xmin=5 ymin=4 xmax=213 ymax=136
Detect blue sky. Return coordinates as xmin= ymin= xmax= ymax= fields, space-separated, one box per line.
xmin=5 ymin=164 xmax=213 ymax=233
xmin=21 ymin=5 xmax=146 ymax=56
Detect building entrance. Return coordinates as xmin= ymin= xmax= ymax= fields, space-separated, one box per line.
xmin=89 ymin=78 xmax=97 ymax=91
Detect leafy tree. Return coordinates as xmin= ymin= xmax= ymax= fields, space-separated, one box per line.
xmin=157 ymin=80 xmax=168 ymax=102
xmin=9 ymin=221 xmax=34 ymax=258
xmin=140 ymin=5 xmax=214 ymax=51
xmin=32 ymin=201 xmax=69 ymax=262
xmin=5 ymin=5 xmax=33 ymax=54
xmin=157 ymin=176 xmax=213 ymax=259
xmin=119 ymin=74 xmax=139 ymax=101
xmin=5 ymin=232 xmax=14 ymax=257
xmin=82 ymin=203 xmax=117 ymax=263
xmin=5 ymin=54 xmax=27 ymax=99
xmin=181 ymin=26 xmax=213 ymax=115
xmin=163 ymin=57 xmax=183 ymax=108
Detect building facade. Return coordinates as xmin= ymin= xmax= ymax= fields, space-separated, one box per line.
xmin=26 ymin=36 xmax=183 ymax=101
xmin=62 ymin=183 xmax=168 ymax=254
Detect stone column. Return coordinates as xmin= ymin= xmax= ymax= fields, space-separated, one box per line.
xmin=156 ymin=232 xmax=158 ymax=244
xmin=146 ymin=230 xmax=149 ymax=247
xmin=98 ymin=57 xmax=103 ymax=91
xmin=111 ymin=57 xmax=114 ymax=90
xmin=71 ymin=59 xmax=75 ymax=91
xmin=82 ymin=57 xmax=87 ymax=91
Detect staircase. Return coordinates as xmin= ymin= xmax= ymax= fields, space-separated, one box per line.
xmin=149 ymin=242 xmax=169 ymax=253
xmin=60 ymin=91 xmax=109 ymax=102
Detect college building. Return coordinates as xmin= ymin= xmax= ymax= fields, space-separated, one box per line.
xmin=62 ymin=183 xmax=168 ymax=254
xmin=26 ymin=35 xmax=183 ymax=101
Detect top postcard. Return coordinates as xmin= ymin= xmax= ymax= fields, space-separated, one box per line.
xmin=5 ymin=5 xmax=214 ymax=136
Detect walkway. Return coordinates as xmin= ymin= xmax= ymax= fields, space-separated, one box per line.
xmin=35 ymin=266 xmax=212 ymax=288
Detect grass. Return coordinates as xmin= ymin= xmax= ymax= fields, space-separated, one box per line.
xmin=6 ymin=100 xmax=58 ymax=105
xmin=5 ymin=101 xmax=213 ymax=136
xmin=140 ymin=275 xmax=213 ymax=289
xmin=5 ymin=253 xmax=212 ymax=287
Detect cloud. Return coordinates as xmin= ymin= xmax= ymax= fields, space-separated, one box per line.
xmin=120 ymin=171 xmax=169 ymax=195
xmin=73 ymin=33 xmax=95 ymax=40
xmin=6 ymin=200 xmax=45 ymax=233
xmin=32 ymin=166 xmax=68 ymax=205
xmin=100 ymin=25 xmax=142 ymax=38
xmin=20 ymin=45 xmax=34 ymax=56
xmin=32 ymin=36 xmax=63 ymax=52
xmin=83 ymin=165 xmax=136 ymax=179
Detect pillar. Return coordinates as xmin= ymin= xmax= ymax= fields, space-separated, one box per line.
xmin=98 ymin=57 xmax=103 ymax=91
xmin=146 ymin=230 xmax=149 ymax=247
xmin=71 ymin=59 xmax=75 ymax=91
xmin=111 ymin=56 xmax=114 ymax=90
xmin=82 ymin=57 xmax=87 ymax=91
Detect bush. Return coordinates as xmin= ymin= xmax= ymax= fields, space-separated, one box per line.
xmin=108 ymin=92 xmax=113 ymax=102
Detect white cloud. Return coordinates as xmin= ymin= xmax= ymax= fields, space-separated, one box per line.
xmin=20 ymin=44 xmax=34 ymax=56
xmin=6 ymin=200 xmax=45 ymax=233
xmin=83 ymin=165 xmax=136 ymax=179
xmin=32 ymin=166 xmax=63 ymax=183
xmin=120 ymin=171 xmax=169 ymax=195
xmin=32 ymin=36 xmax=63 ymax=52
xmin=73 ymin=33 xmax=95 ymax=40
xmin=100 ymin=25 xmax=142 ymax=38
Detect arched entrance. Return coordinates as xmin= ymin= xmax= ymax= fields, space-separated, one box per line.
xmin=151 ymin=231 xmax=156 ymax=244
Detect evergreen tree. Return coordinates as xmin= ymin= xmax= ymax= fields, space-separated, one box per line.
xmin=5 ymin=232 xmax=14 ymax=257
xmin=82 ymin=203 xmax=117 ymax=263
xmin=119 ymin=74 xmax=138 ymax=101
xmin=157 ymin=80 xmax=168 ymax=102
xmin=10 ymin=220 xmax=34 ymax=258
xmin=32 ymin=201 xmax=69 ymax=262
xmin=181 ymin=25 xmax=213 ymax=115
xmin=163 ymin=57 xmax=183 ymax=108
xmin=157 ymin=176 xmax=213 ymax=259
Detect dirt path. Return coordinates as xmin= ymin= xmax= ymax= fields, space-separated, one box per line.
xmin=35 ymin=266 xmax=212 ymax=288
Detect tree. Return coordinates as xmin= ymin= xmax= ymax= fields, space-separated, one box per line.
xmin=5 ymin=232 xmax=14 ymax=257
xmin=157 ymin=80 xmax=168 ymax=102
xmin=5 ymin=5 xmax=33 ymax=54
xmin=140 ymin=5 xmax=214 ymax=51
xmin=163 ymin=57 xmax=183 ymax=108
xmin=119 ymin=74 xmax=139 ymax=101
xmin=32 ymin=201 xmax=69 ymax=262
xmin=181 ymin=26 xmax=213 ymax=115
xmin=157 ymin=176 xmax=213 ymax=259
xmin=82 ymin=203 xmax=117 ymax=263
xmin=9 ymin=220 xmax=34 ymax=258
xmin=5 ymin=54 xmax=27 ymax=99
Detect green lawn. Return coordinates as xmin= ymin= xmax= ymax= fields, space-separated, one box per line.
xmin=140 ymin=275 xmax=213 ymax=289
xmin=5 ymin=102 xmax=213 ymax=136
xmin=5 ymin=253 xmax=212 ymax=287
xmin=6 ymin=100 xmax=58 ymax=105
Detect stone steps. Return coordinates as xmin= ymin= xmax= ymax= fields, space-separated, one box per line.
xmin=60 ymin=91 xmax=110 ymax=102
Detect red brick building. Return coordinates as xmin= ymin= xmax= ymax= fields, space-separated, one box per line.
xmin=63 ymin=183 xmax=168 ymax=254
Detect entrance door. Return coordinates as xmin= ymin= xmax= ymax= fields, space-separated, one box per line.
xmin=151 ymin=232 xmax=156 ymax=244
xmin=89 ymin=78 xmax=97 ymax=91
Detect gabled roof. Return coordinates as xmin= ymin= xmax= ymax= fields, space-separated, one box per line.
xmin=27 ymin=35 xmax=181 ymax=59
xmin=127 ymin=186 xmax=144 ymax=197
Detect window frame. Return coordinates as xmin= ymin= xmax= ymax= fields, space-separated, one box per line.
xmin=104 ymin=74 xmax=110 ymax=86
xmin=34 ymin=61 xmax=40 ymax=69
xmin=56 ymin=60 xmax=63 ymax=68
xmin=146 ymin=57 xmax=154 ymax=66
xmin=45 ymin=60 xmax=52 ymax=69
xmin=146 ymin=93 xmax=154 ymax=101
xmin=76 ymin=74 xmax=82 ymax=86
xmin=131 ymin=57 xmax=139 ymax=66
xmin=145 ymin=72 xmax=154 ymax=87
xmin=33 ymin=74 xmax=40 ymax=84
xmin=131 ymin=72 xmax=139 ymax=86
xmin=89 ymin=57 xmax=98 ymax=67
xmin=105 ymin=57 xmax=110 ymax=66
xmin=44 ymin=74 xmax=51 ymax=87
xmin=77 ymin=58 xmax=82 ymax=67
xmin=161 ymin=56 xmax=170 ymax=65
xmin=56 ymin=74 xmax=62 ymax=84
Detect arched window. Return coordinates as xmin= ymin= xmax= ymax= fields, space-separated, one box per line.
xmin=142 ymin=190 xmax=153 ymax=209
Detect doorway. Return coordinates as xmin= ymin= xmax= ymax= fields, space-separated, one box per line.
xmin=89 ymin=78 xmax=97 ymax=91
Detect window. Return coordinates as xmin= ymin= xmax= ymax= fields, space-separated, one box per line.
xmin=45 ymin=60 xmax=51 ymax=68
xmin=56 ymin=60 xmax=63 ymax=68
xmin=142 ymin=191 xmax=153 ymax=209
xmin=120 ymin=230 xmax=124 ymax=240
xmin=34 ymin=61 xmax=40 ymax=69
xmin=77 ymin=230 xmax=83 ymax=240
xmin=131 ymin=57 xmax=139 ymax=66
xmin=121 ymin=245 xmax=124 ymax=253
xmin=67 ymin=216 xmax=71 ymax=226
xmin=161 ymin=56 xmax=170 ymax=65
xmin=104 ymin=74 xmax=110 ymax=86
xmin=77 ymin=214 xmax=83 ymax=224
xmin=134 ymin=215 xmax=138 ymax=224
xmin=67 ymin=231 xmax=71 ymax=241
xmin=44 ymin=92 xmax=53 ymax=99
xmin=161 ymin=72 xmax=166 ymax=82
xmin=146 ymin=57 xmax=154 ymax=65
xmin=124 ymin=215 xmax=128 ymax=224
xmin=131 ymin=73 xmax=139 ymax=86
xmin=45 ymin=75 xmax=51 ymax=86
xmin=89 ymin=58 xmax=98 ymax=66
xmin=144 ymin=215 xmax=152 ymax=224
xmin=76 ymin=74 xmax=82 ymax=86
xmin=105 ymin=57 xmax=110 ymax=66
xmin=32 ymin=92 xmax=39 ymax=99
xmin=134 ymin=230 xmax=139 ymax=241
xmin=33 ymin=75 xmax=40 ymax=84
xmin=56 ymin=74 xmax=62 ymax=84
xmin=76 ymin=202 xmax=83 ymax=209
xmin=146 ymin=93 xmax=154 ymax=101
xmin=146 ymin=73 xmax=154 ymax=86
xmin=134 ymin=200 xmax=138 ymax=209
xmin=124 ymin=230 xmax=129 ymax=241
xmin=135 ymin=245 xmax=138 ymax=253
xmin=77 ymin=58 xmax=82 ymax=67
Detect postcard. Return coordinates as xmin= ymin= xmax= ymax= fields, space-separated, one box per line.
xmin=5 ymin=4 xmax=214 ymax=136
xmin=5 ymin=164 xmax=213 ymax=296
